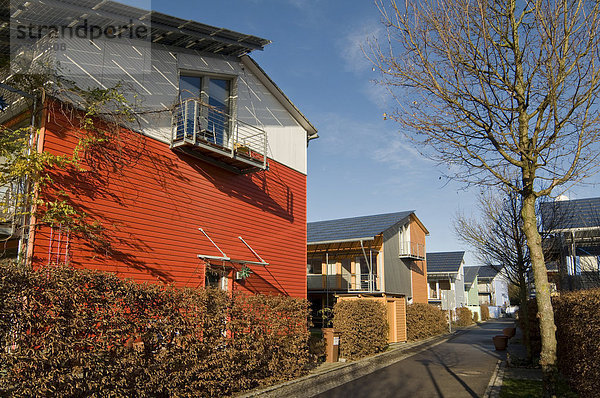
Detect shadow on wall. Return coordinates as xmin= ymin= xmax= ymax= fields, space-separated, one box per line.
xmin=38 ymin=120 xmax=193 ymax=284
xmin=180 ymin=153 xmax=295 ymax=223
xmin=237 ymin=265 xmax=290 ymax=296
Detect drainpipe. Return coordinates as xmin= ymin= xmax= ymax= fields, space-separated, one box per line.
xmin=360 ymin=240 xmax=373 ymax=292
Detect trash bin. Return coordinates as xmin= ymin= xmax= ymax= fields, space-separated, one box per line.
xmin=322 ymin=328 xmax=341 ymax=363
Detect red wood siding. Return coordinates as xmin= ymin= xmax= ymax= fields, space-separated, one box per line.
xmin=32 ymin=107 xmax=307 ymax=298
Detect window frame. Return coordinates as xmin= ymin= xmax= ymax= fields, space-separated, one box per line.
xmin=177 ymin=70 xmax=237 ymax=146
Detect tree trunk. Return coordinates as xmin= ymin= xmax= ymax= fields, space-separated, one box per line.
xmin=521 ymin=193 xmax=558 ymax=396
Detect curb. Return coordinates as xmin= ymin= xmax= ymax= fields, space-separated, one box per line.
xmin=239 ymin=328 xmax=472 ymax=398
xmin=484 ymin=359 xmax=506 ymax=398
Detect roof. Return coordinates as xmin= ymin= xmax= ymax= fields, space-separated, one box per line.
xmin=307 ymin=211 xmax=414 ymax=244
xmin=464 ymin=266 xmax=480 ymax=285
xmin=5 ymin=0 xmax=270 ymax=57
xmin=426 ymin=251 xmax=465 ymax=273
xmin=541 ymin=197 xmax=600 ymax=231
xmin=3 ymin=0 xmax=317 ymax=139
xmin=477 ymin=265 xmax=501 ymax=280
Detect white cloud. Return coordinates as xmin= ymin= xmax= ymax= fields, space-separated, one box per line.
xmin=338 ymin=19 xmax=383 ymax=74
xmin=311 ymin=112 xmax=430 ymax=171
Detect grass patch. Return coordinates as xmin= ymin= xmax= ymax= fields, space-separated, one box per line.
xmin=500 ymin=378 xmax=578 ymax=398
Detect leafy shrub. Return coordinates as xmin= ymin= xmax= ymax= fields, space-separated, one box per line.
xmin=406 ymin=303 xmax=447 ymax=341
xmin=518 ymin=299 xmax=541 ymax=357
xmin=0 ymin=261 xmax=311 ymax=397
xmin=308 ymin=332 xmax=326 ymax=361
xmin=480 ymin=304 xmax=490 ymax=321
xmin=473 ymin=312 xmax=479 ymax=322
xmin=455 ymin=307 xmax=473 ymax=326
xmin=332 ymin=299 xmax=388 ymax=360
xmin=554 ymin=289 xmax=600 ymax=398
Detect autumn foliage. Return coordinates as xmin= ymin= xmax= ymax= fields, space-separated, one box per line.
xmin=480 ymin=304 xmax=490 ymax=321
xmin=553 ymin=289 xmax=600 ymax=398
xmin=332 ymin=299 xmax=388 ymax=360
xmin=406 ymin=303 xmax=447 ymax=341
xmin=0 ymin=261 xmax=311 ymax=397
xmin=455 ymin=307 xmax=473 ymax=327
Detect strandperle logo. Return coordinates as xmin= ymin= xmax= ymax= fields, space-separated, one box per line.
xmin=15 ymin=19 xmax=150 ymax=41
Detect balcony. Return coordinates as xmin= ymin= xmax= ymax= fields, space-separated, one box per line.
xmin=171 ymin=99 xmax=268 ymax=174
xmin=307 ymin=274 xmax=380 ymax=292
xmin=399 ymin=240 xmax=425 ymax=260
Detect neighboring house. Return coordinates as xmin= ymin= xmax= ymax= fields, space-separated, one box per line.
xmin=477 ymin=265 xmax=510 ymax=309
xmin=541 ymin=197 xmax=600 ymax=291
xmin=464 ymin=266 xmax=481 ymax=319
xmin=1 ymin=0 xmax=317 ymax=298
xmin=427 ymin=251 xmax=466 ymax=310
xmin=307 ymin=211 xmax=429 ymax=342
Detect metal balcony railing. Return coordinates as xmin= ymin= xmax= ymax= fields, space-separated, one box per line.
xmin=171 ymin=99 xmax=267 ymax=173
xmin=399 ymin=240 xmax=425 ymax=260
xmin=307 ymin=274 xmax=380 ymax=292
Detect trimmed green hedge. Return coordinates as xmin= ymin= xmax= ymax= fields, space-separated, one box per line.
xmin=406 ymin=303 xmax=447 ymax=341
xmin=332 ymin=299 xmax=388 ymax=360
xmin=0 ymin=261 xmax=311 ymax=397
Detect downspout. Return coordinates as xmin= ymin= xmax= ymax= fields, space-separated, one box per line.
xmin=325 ymin=251 xmax=329 ymax=308
xmin=23 ymin=91 xmax=46 ymax=265
xmin=360 ymin=239 xmax=373 ymax=292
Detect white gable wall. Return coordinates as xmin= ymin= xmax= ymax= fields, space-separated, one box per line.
xmin=52 ymin=38 xmax=309 ymax=174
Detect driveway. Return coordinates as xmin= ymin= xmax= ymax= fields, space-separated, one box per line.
xmin=315 ymin=318 xmax=513 ymax=398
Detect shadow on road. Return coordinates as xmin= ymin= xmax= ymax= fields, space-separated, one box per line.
xmin=315 ymin=318 xmax=513 ymax=398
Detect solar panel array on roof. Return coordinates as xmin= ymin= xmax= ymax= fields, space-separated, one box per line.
xmin=463 ymin=266 xmax=480 ymax=285
xmin=426 ymin=251 xmax=464 ymax=273
xmin=541 ymin=197 xmax=600 ymax=231
xmin=477 ymin=265 xmax=500 ymax=279
xmin=2 ymin=0 xmax=270 ymax=58
xmin=307 ymin=211 xmax=414 ymax=244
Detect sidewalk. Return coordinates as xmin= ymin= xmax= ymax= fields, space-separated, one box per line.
xmin=239 ymin=326 xmax=475 ymax=398
xmin=484 ymin=319 xmax=542 ymax=398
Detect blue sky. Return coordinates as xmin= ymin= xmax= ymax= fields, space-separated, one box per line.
xmin=140 ymin=0 xmax=598 ymax=264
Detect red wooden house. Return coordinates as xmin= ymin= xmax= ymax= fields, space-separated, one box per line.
xmin=2 ymin=0 xmax=317 ymax=298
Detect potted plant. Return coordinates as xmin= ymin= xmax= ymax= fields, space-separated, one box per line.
xmin=493 ymin=335 xmax=509 ymax=350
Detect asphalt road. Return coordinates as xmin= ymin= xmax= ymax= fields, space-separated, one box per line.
xmin=315 ymin=318 xmax=513 ymax=398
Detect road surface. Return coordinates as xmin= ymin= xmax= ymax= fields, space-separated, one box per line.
xmin=316 ymin=318 xmax=512 ymax=398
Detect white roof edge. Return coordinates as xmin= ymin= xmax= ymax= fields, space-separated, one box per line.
xmin=307 ymin=237 xmax=376 ymax=246
xmin=240 ymin=55 xmax=318 ymax=139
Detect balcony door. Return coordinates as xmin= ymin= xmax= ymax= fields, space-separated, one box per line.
xmin=178 ymin=74 xmax=231 ymax=147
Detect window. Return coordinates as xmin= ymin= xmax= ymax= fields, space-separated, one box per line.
xmin=206 ymin=268 xmax=228 ymax=290
xmin=307 ymin=258 xmax=322 ymax=274
xmin=177 ymin=73 xmax=232 ymax=147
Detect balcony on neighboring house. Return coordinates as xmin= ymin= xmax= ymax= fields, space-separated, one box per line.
xmin=171 ymin=99 xmax=268 ymax=174
xmin=478 ymin=283 xmax=492 ymax=293
xmin=399 ymin=240 xmax=425 ymax=260
xmin=307 ymin=272 xmax=380 ymax=292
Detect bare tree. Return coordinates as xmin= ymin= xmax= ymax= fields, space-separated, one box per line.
xmin=454 ymin=189 xmax=533 ymax=359
xmin=370 ymin=0 xmax=600 ymax=392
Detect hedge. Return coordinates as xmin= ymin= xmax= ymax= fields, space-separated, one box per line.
xmin=480 ymin=304 xmax=490 ymax=321
xmin=406 ymin=303 xmax=447 ymax=341
xmin=332 ymin=300 xmax=388 ymax=360
xmin=0 ymin=261 xmax=311 ymax=397
xmin=455 ymin=307 xmax=473 ymax=327
xmin=554 ymin=289 xmax=600 ymax=398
